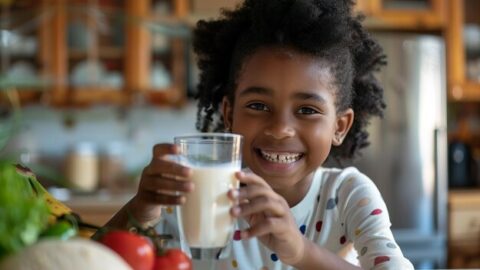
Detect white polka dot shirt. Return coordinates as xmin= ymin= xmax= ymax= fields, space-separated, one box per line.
xmin=156 ymin=167 xmax=414 ymax=270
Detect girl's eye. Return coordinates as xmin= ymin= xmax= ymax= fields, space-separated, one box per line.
xmin=246 ymin=102 xmax=269 ymax=111
xmin=297 ymin=107 xmax=319 ymax=115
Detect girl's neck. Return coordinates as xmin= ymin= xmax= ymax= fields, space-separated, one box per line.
xmin=274 ymin=172 xmax=315 ymax=208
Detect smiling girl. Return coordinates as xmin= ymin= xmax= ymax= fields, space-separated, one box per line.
xmin=102 ymin=0 xmax=414 ymax=269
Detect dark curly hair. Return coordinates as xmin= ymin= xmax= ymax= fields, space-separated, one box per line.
xmin=192 ymin=0 xmax=386 ymax=160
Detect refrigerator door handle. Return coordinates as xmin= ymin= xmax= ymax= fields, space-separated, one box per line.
xmin=433 ymin=127 xmax=448 ymax=235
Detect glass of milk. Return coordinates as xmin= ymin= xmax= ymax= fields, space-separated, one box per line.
xmin=173 ymin=133 xmax=243 ymax=260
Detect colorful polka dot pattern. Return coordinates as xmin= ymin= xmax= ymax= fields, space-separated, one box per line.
xmin=316 ymin=220 xmax=322 ymax=232
xmin=357 ymin=197 xmax=371 ymax=207
xmin=299 ymin=225 xmax=306 ymax=235
xmin=196 ymin=169 xmax=412 ymax=269
xmin=386 ymin=242 xmax=397 ymax=249
xmin=233 ymin=230 xmax=242 ymax=241
xmin=270 ymin=253 xmax=278 ymax=261
xmin=326 ymin=197 xmax=337 ymax=209
xmin=339 ymin=235 xmax=346 ymax=245
xmin=374 ymin=255 xmax=390 ymax=265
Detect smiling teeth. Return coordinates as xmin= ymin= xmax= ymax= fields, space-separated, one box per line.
xmin=260 ymin=150 xmax=302 ymax=163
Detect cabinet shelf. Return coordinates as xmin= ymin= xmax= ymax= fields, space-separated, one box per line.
xmin=355 ymin=0 xmax=446 ymax=31
xmin=144 ymin=87 xmax=185 ymax=106
xmin=450 ymin=81 xmax=480 ymax=102
xmin=68 ymin=47 xmax=124 ymax=60
xmin=362 ymin=11 xmax=444 ymax=31
xmin=0 ymin=89 xmax=46 ymax=106
xmin=448 ymin=131 xmax=480 ymax=147
xmin=68 ymin=88 xmax=129 ymax=106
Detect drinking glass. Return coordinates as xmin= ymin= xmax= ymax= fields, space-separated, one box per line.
xmin=173 ymin=133 xmax=243 ymax=260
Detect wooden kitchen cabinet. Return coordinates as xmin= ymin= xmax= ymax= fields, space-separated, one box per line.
xmin=1 ymin=0 xmax=189 ymax=107
xmin=67 ymin=0 xmax=189 ymax=107
xmin=355 ymin=0 xmax=446 ymax=30
xmin=448 ymin=190 xmax=480 ymax=268
xmin=446 ymin=0 xmax=480 ymax=102
xmin=0 ymin=0 xmax=64 ymax=105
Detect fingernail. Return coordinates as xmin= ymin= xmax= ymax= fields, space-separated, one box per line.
xmin=182 ymin=168 xmax=192 ymax=176
xmin=231 ymin=206 xmax=241 ymax=216
xmin=231 ymin=189 xmax=239 ymax=198
xmin=184 ymin=182 xmax=194 ymax=192
xmin=171 ymin=144 xmax=179 ymax=152
xmin=179 ymin=196 xmax=186 ymax=204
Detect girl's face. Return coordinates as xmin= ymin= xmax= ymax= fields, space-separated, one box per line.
xmin=222 ymin=47 xmax=353 ymax=192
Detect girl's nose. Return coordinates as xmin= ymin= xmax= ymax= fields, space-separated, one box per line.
xmin=263 ymin=114 xmax=296 ymax=140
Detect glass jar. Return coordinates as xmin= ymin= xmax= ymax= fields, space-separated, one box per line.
xmin=99 ymin=141 xmax=125 ymax=190
xmin=66 ymin=142 xmax=99 ymax=192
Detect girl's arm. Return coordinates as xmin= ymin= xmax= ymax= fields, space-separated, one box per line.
xmin=92 ymin=143 xmax=192 ymax=239
xmin=293 ymin=237 xmax=361 ymax=270
xmin=91 ymin=197 xmax=162 ymax=239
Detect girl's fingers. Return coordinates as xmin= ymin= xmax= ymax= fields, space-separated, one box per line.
xmin=141 ymin=190 xmax=186 ymax=205
xmin=231 ymin=195 xmax=285 ymax=218
xmin=141 ymin=175 xmax=194 ymax=193
xmin=145 ymin=158 xmax=191 ymax=177
xmin=148 ymin=143 xmax=191 ymax=177
xmin=241 ymin=217 xmax=283 ymax=239
xmin=152 ymin=143 xmax=178 ymax=158
xmin=236 ymin=184 xmax=277 ymax=201
xmin=235 ymin=171 xmax=270 ymax=188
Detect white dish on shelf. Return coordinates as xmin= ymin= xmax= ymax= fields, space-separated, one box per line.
xmin=70 ymin=60 xmax=106 ymax=87
xmin=464 ymin=24 xmax=480 ymax=56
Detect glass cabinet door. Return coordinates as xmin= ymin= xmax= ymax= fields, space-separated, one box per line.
xmin=447 ymin=0 xmax=480 ymax=101
xmin=463 ymin=0 xmax=480 ymax=85
xmin=357 ymin=0 xmax=446 ymax=30
xmin=142 ymin=0 xmax=189 ymax=106
xmin=381 ymin=0 xmax=435 ymax=10
xmin=66 ymin=0 xmax=128 ymax=106
xmin=0 ymin=0 xmax=56 ymax=104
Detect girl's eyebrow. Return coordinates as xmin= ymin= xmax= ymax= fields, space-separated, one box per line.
xmin=238 ymin=86 xmax=272 ymax=97
xmin=239 ymin=87 xmax=326 ymax=104
xmin=293 ymin=92 xmax=326 ymax=104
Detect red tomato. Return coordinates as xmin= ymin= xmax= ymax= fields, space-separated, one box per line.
xmin=153 ymin=249 xmax=192 ymax=270
xmin=100 ymin=230 xmax=155 ymax=270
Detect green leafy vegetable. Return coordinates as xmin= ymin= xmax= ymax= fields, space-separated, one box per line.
xmin=40 ymin=220 xmax=77 ymax=240
xmin=0 ymin=161 xmax=49 ymax=259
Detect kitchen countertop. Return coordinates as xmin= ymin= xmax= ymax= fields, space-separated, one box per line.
xmin=49 ymin=188 xmax=136 ymax=226
xmin=50 ymin=187 xmax=135 ymax=208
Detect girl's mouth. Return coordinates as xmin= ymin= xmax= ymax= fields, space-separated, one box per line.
xmin=258 ymin=149 xmax=304 ymax=164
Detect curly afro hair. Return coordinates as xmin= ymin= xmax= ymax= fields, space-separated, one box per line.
xmin=192 ymin=0 xmax=386 ymax=160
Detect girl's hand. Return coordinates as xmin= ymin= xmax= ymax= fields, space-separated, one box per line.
xmin=130 ymin=144 xmax=193 ymax=226
xmin=229 ymin=171 xmax=305 ymax=265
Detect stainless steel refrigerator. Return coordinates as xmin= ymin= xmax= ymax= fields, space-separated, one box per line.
xmin=349 ymin=33 xmax=448 ymax=268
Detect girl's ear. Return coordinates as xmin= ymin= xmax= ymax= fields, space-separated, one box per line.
xmin=222 ymin=96 xmax=233 ymax=131
xmin=333 ymin=108 xmax=354 ymax=146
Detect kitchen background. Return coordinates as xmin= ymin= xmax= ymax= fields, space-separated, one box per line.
xmin=1 ymin=0 xmax=480 ymax=269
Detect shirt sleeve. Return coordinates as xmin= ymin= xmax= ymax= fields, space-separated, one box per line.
xmin=336 ymin=168 xmax=414 ymax=270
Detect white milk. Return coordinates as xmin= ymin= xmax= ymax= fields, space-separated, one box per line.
xmin=180 ymin=164 xmax=239 ymax=248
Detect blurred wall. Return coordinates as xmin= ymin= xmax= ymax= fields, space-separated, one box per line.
xmin=3 ymin=102 xmax=197 ymax=173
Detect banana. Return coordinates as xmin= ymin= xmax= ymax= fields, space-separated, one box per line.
xmin=15 ymin=164 xmax=72 ymax=223
xmin=14 ymin=164 xmax=100 ymax=238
